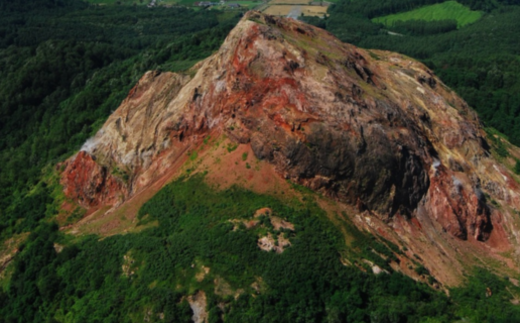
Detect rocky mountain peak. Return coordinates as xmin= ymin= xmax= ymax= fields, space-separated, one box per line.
xmin=60 ymin=12 xmax=520 ymax=285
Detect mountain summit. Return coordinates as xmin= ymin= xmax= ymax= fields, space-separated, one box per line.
xmin=61 ymin=12 xmax=520 ymax=286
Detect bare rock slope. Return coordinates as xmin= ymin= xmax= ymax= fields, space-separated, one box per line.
xmin=61 ymin=12 xmax=520 ymax=285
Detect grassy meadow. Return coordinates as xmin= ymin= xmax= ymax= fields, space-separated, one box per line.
xmin=373 ymin=1 xmax=483 ymax=28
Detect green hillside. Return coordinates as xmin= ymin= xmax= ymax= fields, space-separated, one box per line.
xmin=2 ymin=174 xmax=520 ymax=322
xmin=372 ymin=1 xmax=483 ymax=28
xmin=2 ymin=0 xmax=520 ymax=321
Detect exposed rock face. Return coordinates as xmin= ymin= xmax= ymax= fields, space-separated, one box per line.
xmin=61 ymin=12 xmax=520 ymax=281
xmin=60 ymin=71 xmax=190 ymax=208
xmin=61 ymin=151 xmax=126 ymax=208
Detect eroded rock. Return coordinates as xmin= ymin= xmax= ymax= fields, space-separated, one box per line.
xmin=61 ymin=12 xmax=520 ymax=278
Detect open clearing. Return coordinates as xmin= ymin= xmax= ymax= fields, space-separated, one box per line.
xmin=263 ymin=4 xmax=328 ymax=17
xmin=372 ymin=1 xmax=482 ymax=28
xmin=269 ymin=0 xmax=312 ymax=5
xmin=212 ymin=1 xmax=260 ymax=9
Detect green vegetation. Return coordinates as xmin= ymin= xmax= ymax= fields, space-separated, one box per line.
xmin=415 ymin=264 xmax=430 ymax=276
xmin=226 ymin=142 xmax=238 ymax=152
xmin=514 ymin=160 xmax=520 ymax=175
xmin=2 ymin=0 xmax=520 ymax=321
xmin=451 ymin=268 xmax=520 ymax=322
xmin=373 ymin=1 xmax=483 ymax=28
xmin=65 ymin=207 xmax=86 ymax=225
xmin=485 ymin=128 xmax=510 ymax=158
xmin=1 ymin=175 xmax=520 ymax=322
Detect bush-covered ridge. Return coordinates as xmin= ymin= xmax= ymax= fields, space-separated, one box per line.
xmin=0 ymin=3 xmax=240 ymax=237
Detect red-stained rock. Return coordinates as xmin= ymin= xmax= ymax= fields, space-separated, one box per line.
xmin=60 ymin=12 xmax=520 ymax=282
xmin=61 ymin=151 xmax=126 ymax=208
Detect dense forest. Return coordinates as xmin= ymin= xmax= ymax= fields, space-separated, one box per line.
xmin=2 ymin=175 xmax=520 ymax=322
xmin=2 ymin=0 xmax=520 ymax=321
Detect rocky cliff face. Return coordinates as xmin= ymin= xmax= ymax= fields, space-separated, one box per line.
xmin=60 ymin=12 xmax=520 ymax=284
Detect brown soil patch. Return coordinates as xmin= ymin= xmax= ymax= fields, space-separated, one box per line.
xmin=56 ymin=200 xmax=76 ymax=225
xmin=53 ymin=243 xmax=64 ymax=253
xmin=214 ymin=276 xmax=244 ymax=299
xmin=0 ymin=233 xmax=28 ymax=272
xmin=67 ymin=134 xmax=296 ymax=238
xmin=254 ymin=207 xmax=272 ymax=217
xmin=202 ymin=139 xmax=293 ymax=197
xmin=196 ymin=266 xmax=211 ymax=282
xmin=230 ymin=219 xmax=259 ymax=230
xmin=66 ymin=131 xmax=219 ymax=237
xmin=269 ymin=0 xmax=312 ymax=4
xmin=251 ymin=276 xmax=267 ymax=294
xmin=258 ymin=232 xmax=291 ymax=253
xmin=270 ymin=216 xmax=295 ymax=231
xmin=214 ymin=276 xmax=233 ymax=297
xmin=0 ymin=233 xmax=29 ymax=285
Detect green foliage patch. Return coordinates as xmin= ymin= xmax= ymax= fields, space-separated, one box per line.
xmin=0 ymin=175 xmax=458 ymax=322
xmin=373 ymin=1 xmax=483 ymax=28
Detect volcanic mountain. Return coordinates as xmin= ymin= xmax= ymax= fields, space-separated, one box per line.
xmin=60 ymin=11 xmax=520 ymax=287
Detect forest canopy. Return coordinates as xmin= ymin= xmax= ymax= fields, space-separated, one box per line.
xmin=2 ymin=0 xmax=520 ymax=322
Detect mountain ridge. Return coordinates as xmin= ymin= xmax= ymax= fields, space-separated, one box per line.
xmin=60 ymin=11 xmax=520 ymax=287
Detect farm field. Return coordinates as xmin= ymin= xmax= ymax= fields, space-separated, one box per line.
xmin=372 ymin=1 xmax=483 ymax=28
xmin=263 ymin=4 xmax=327 ymax=16
xmin=269 ymin=0 xmax=312 ymax=5
xmin=212 ymin=1 xmax=261 ymax=9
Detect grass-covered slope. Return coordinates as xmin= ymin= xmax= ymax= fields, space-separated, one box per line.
xmin=372 ymin=1 xmax=482 ymax=28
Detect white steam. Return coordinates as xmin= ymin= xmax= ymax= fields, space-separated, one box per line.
xmin=452 ymin=176 xmax=462 ymax=187
xmin=287 ymin=6 xmax=302 ymax=19
xmin=80 ymin=137 xmax=98 ymax=154
xmin=80 ymin=130 xmax=104 ymax=154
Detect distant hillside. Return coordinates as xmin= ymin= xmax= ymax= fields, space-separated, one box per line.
xmin=0 ymin=0 xmax=86 ymax=12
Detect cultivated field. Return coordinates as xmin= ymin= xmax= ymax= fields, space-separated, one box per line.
xmin=212 ymin=1 xmax=260 ymax=9
xmin=263 ymin=4 xmax=328 ymax=17
xmin=269 ymin=0 xmax=312 ymax=5
xmin=372 ymin=1 xmax=483 ymax=28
